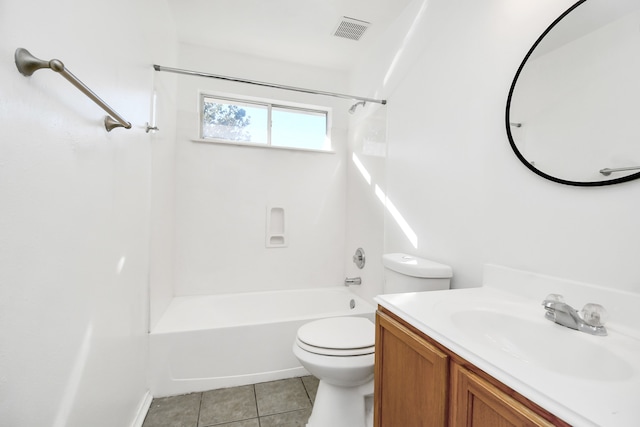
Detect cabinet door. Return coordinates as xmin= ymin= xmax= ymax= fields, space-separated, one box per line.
xmin=374 ymin=311 xmax=449 ymax=427
xmin=450 ymin=363 xmax=554 ymax=427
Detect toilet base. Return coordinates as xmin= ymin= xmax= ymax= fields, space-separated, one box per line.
xmin=306 ymin=378 xmax=374 ymax=427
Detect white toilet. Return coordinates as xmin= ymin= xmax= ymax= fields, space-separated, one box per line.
xmin=293 ymin=253 xmax=452 ymax=427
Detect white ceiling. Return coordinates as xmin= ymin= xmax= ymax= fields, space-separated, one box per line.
xmin=167 ymin=0 xmax=414 ymax=71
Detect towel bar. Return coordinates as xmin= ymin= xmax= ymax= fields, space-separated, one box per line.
xmin=15 ymin=48 xmax=132 ymax=132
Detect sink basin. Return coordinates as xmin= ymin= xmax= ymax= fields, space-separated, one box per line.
xmin=451 ymin=309 xmax=633 ymax=381
xmin=378 ymin=274 xmax=640 ymax=426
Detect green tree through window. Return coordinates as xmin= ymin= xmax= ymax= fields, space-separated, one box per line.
xmin=200 ymin=95 xmax=329 ymax=151
xmin=202 ymin=102 xmax=252 ymax=141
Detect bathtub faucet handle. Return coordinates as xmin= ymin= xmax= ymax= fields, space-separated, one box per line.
xmin=345 ymin=277 xmax=362 ymax=286
xmin=352 ymin=248 xmax=365 ymax=269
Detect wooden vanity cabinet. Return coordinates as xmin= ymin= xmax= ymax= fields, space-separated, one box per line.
xmin=450 ymin=363 xmax=554 ymax=427
xmin=375 ymin=308 xmax=568 ymax=427
xmin=374 ymin=307 xmax=449 ymax=427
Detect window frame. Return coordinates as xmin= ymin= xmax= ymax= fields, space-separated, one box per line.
xmin=197 ymin=93 xmax=333 ymax=153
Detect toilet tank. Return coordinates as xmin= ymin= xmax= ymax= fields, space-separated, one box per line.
xmin=382 ymin=253 xmax=452 ymax=294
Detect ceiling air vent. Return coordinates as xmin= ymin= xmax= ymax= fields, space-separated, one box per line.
xmin=333 ymin=17 xmax=370 ymax=41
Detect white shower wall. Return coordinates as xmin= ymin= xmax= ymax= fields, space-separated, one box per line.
xmin=149 ymin=70 xmax=179 ymax=333
xmin=171 ymin=44 xmax=352 ymax=297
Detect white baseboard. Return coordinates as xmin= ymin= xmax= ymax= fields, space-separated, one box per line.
xmin=130 ymin=390 xmax=153 ymax=427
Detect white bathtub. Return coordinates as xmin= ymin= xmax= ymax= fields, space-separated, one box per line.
xmin=149 ymin=287 xmax=375 ymax=397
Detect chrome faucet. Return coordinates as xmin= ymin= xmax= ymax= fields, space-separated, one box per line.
xmin=542 ymin=294 xmax=607 ymax=336
xmin=344 ymin=277 xmax=362 ymax=286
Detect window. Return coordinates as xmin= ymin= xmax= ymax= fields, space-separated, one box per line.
xmin=200 ymin=95 xmax=330 ymax=151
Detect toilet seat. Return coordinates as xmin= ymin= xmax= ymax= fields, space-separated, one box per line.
xmin=296 ymin=317 xmax=375 ymax=357
xmin=296 ymin=339 xmax=374 ymax=356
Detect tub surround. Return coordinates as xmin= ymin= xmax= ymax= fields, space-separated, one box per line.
xmin=171 ymin=43 xmax=349 ymax=302
xmin=375 ymin=264 xmax=640 ymax=427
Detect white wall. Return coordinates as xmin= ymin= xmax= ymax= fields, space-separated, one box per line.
xmin=172 ymin=44 xmax=352 ymax=296
xmin=0 ymin=0 xmax=177 ymax=425
xmin=348 ymin=0 xmax=640 ymax=296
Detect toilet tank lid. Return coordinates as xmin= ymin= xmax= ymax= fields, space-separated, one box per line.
xmin=382 ymin=253 xmax=452 ymax=278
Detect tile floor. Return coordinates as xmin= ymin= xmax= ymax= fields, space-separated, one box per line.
xmin=142 ymin=376 xmax=319 ymax=427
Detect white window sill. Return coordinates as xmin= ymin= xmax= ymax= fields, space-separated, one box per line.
xmin=190 ymin=138 xmax=335 ymax=154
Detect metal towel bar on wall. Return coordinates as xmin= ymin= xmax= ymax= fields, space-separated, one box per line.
xmin=14 ymin=48 xmax=132 ymax=132
xmin=599 ymin=166 xmax=640 ymax=176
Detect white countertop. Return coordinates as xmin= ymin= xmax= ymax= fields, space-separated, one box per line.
xmin=375 ymin=285 xmax=640 ymax=427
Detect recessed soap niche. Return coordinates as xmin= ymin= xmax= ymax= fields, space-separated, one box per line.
xmin=266 ymin=206 xmax=287 ymax=248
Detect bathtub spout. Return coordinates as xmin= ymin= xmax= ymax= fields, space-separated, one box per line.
xmin=345 ymin=277 xmax=362 ymax=286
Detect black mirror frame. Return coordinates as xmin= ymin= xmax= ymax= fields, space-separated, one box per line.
xmin=505 ymin=0 xmax=640 ymax=187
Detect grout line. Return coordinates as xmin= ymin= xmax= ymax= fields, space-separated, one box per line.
xmin=252 ymin=383 xmax=259 ymax=417
xmin=202 ymin=418 xmax=260 ymax=427
xmin=196 ymin=392 xmax=204 ymax=427
xmin=254 ymin=383 xmax=264 ymax=427
xmin=297 ymin=377 xmax=314 ymax=409
xmin=261 ymin=408 xmax=311 ymax=416
xmin=301 ymin=376 xmax=317 ymax=405
xmin=301 ymin=378 xmax=312 ymax=404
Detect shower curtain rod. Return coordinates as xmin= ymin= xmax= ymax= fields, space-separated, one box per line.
xmin=153 ymin=64 xmax=387 ymax=105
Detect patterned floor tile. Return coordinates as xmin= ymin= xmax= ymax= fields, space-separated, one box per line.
xmin=255 ymin=378 xmax=312 ymax=416
xmin=199 ymin=385 xmax=257 ymax=426
xmin=143 ymin=393 xmax=201 ymax=427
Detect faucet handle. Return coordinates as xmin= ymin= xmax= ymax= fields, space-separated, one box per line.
xmin=581 ymin=303 xmax=608 ymax=327
xmin=543 ymin=293 xmax=565 ymax=303
xmin=542 ymin=294 xmax=565 ymax=309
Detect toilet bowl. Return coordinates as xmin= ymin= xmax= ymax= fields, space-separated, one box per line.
xmin=293 ymin=316 xmax=375 ymax=427
xmin=293 ymin=253 xmax=453 ymax=427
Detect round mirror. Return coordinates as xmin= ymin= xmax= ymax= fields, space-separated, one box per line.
xmin=506 ymin=0 xmax=640 ymax=186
